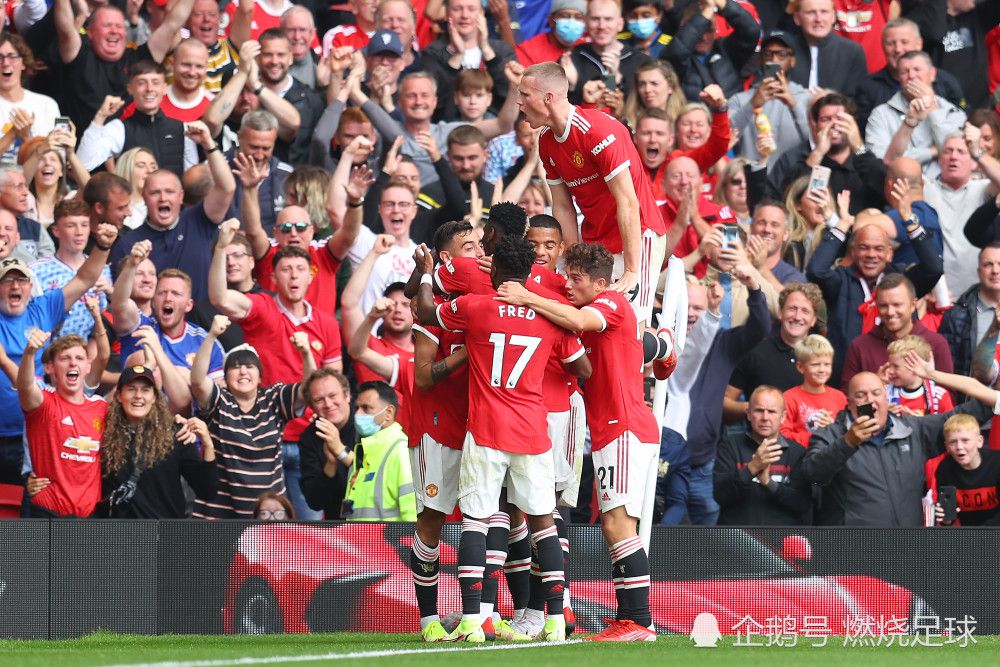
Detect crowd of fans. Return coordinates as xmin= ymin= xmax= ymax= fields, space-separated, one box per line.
xmin=0 ymin=0 xmax=997 ymax=529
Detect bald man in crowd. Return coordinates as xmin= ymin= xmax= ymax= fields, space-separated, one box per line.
xmin=806 ymin=196 xmax=943 ymax=384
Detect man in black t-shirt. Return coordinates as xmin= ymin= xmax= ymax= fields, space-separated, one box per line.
xmin=723 ymin=282 xmax=824 ymax=423
xmin=53 ymin=0 xmax=196 ymax=131
xmin=932 ymin=413 xmax=1000 ymax=526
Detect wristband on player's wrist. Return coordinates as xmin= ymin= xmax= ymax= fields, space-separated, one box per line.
xmin=420 ymin=273 xmax=432 ymax=286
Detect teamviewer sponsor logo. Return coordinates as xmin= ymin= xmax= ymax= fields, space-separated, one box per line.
xmin=591 ymin=134 xmax=616 ymax=156
xmin=565 ymin=173 xmax=600 ymax=188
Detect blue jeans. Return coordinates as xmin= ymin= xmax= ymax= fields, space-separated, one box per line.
xmin=657 ymin=428 xmax=691 ymax=525
xmin=687 ymin=460 xmax=720 ymax=526
xmin=282 ymin=442 xmax=323 ymax=520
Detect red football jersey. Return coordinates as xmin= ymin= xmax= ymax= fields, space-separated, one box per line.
xmin=833 ymin=0 xmax=890 ymax=73
xmin=540 ymin=106 xmax=665 ymax=253
xmin=530 ymin=264 xmax=568 ymax=294
xmin=410 ymin=319 xmax=469 ymax=450
xmin=26 ymin=389 xmax=108 ymax=517
xmin=254 ymin=240 xmax=342 ymax=316
xmin=436 ymin=294 xmax=579 ymax=454
xmin=434 ymin=256 xmax=561 ymax=297
xmin=160 ymin=88 xmax=214 ymax=123
xmin=241 ymin=292 xmax=343 ymax=386
xmin=322 ymin=24 xmax=371 ymax=54
xmin=434 ymin=256 xmax=581 ymax=411
xmin=580 ymin=290 xmax=659 ymax=448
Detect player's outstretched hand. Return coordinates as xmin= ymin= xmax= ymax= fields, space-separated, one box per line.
xmin=608 ymin=269 xmax=639 ymax=295
xmin=495 ymin=280 xmax=531 ymax=305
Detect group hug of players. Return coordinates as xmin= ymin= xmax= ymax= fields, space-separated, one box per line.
xmin=401 ymin=59 xmax=676 ymax=646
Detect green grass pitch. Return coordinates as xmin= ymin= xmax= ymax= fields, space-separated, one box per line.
xmin=1 ymin=632 xmax=997 ymax=667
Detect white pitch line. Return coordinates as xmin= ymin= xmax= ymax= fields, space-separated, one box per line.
xmin=100 ymin=640 xmax=588 ymax=667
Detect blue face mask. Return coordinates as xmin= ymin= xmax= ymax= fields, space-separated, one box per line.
xmin=355 ymin=406 xmax=388 ymax=438
xmin=553 ymin=18 xmax=585 ymax=45
xmin=628 ymin=17 xmax=658 ymax=40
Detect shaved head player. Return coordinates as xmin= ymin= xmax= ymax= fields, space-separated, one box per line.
xmin=517 ymin=61 xmax=667 ymax=325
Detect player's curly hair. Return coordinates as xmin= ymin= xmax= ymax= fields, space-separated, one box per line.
xmin=102 ymin=389 xmax=176 ymax=476
xmin=492 ymin=235 xmax=536 ymax=282
xmin=563 ymin=243 xmax=614 ymax=283
xmin=486 ymin=202 xmax=529 ymax=239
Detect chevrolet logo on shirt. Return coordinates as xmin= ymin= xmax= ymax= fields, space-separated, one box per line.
xmin=64 ymin=437 xmax=100 ymax=454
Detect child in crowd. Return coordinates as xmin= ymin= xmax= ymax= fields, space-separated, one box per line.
xmin=454 ymin=69 xmax=495 ymax=123
xmin=926 ymin=414 xmax=1000 ymax=526
xmin=780 ymin=335 xmax=847 ymax=447
xmin=885 ymin=336 xmax=953 ymax=416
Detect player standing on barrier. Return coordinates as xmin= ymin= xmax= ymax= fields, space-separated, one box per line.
xmin=516 ymin=61 xmax=667 ymax=325
xmin=413 ymin=235 xmax=589 ymax=643
xmin=498 ymin=243 xmax=659 ymax=642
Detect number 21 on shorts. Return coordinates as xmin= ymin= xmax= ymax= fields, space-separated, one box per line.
xmin=597 ymin=465 xmax=616 ymax=490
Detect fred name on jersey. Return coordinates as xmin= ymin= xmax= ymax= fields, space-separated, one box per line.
xmin=450 ymin=299 xmax=538 ymax=320
xmin=496 ymin=304 xmax=537 ymax=320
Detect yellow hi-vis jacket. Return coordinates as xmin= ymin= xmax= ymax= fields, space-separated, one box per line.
xmin=345 ymin=421 xmax=416 ymax=521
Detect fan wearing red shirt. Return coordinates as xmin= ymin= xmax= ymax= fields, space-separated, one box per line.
xmin=209 ymin=222 xmax=344 ymax=519
xmin=518 ymin=61 xmax=667 ymax=324
xmin=321 ymin=0 xmax=377 ymax=53
xmin=833 ymin=0 xmax=892 ymax=74
xmin=238 ymin=155 xmax=368 ymax=315
xmin=496 ymin=242 xmax=659 ymax=643
xmin=405 ymin=221 xmax=478 ymax=641
xmin=341 ymin=235 xmax=416 ymax=430
xmin=659 ymin=156 xmax=736 ymax=278
xmin=162 ymin=39 xmax=215 ymax=122
xmin=210 ymin=224 xmax=344 ymax=384
xmin=413 ymin=235 xmax=587 ymax=642
xmin=19 ymin=332 xmax=108 ymax=518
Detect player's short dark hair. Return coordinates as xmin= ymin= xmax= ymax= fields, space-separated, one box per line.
xmin=563 ymin=243 xmax=614 ymax=283
xmin=358 ymin=380 xmax=399 ymax=411
xmin=809 ymin=92 xmax=857 ymax=124
xmin=529 ymin=214 xmax=562 ymax=235
xmin=486 ymin=201 xmax=529 ymax=239
xmin=273 ymin=244 xmax=311 ymax=269
xmin=82 ymin=172 xmax=131 ymax=207
xmin=383 ymin=281 xmax=406 ymax=297
xmin=491 ymin=235 xmax=536 ymax=282
xmin=432 ymin=220 xmax=475 ymax=256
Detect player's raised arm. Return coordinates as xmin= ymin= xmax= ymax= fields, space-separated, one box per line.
xmin=412 ymin=244 xmax=441 ymax=326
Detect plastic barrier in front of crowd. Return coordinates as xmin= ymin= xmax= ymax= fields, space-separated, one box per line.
xmin=0 ymin=521 xmax=997 ymax=639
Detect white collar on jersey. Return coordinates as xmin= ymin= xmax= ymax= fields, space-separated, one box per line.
xmin=555 ymin=106 xmax=578 ymax=144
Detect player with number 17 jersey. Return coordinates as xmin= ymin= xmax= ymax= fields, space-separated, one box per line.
xmin=436 ymin=296 xmax=583 ymax=455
